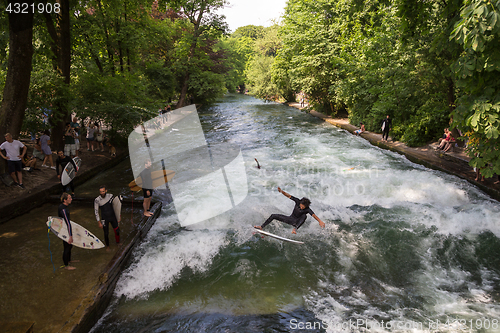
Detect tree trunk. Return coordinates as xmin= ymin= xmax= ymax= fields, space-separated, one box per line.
xmin=43 ymin=0 xmax=71 ymax=152
xmin=0 ymin=1 xmax=34 ymax=173
xmin=176 ymin=2 xmax=207 ymax=108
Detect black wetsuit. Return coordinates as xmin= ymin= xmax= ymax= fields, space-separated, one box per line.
xmin=56 ymin=155 xmax=77 ymax=193
xmin=261 ymin=196 xmax=315 ymax=230
xmin=381 ymin=117 xmax=392 ymax=141
xmin=94 ymin=194 xmax=120 ymax=246
xmin=58 ymin=203 xmax=73 ymax=266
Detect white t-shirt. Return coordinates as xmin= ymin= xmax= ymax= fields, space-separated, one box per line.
xmin=0 ymin=140 xmax=25 ymax=161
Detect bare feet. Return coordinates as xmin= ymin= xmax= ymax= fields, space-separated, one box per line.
xmin=494 ymin=181 xmax=500 ymax=185
xmin=254 ymin=226 xmax=262 ymax=230
xmin=106 ymin=247 xmax=112 ymax=252
xmin=144 ymin=211 xmax=153 ymax=217
xmin=65 ymin=265 xmax=76 ymax=270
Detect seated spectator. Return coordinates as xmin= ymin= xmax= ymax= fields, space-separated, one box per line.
xmin=22 ymin=153 xmax=37 ymax=172
xmin=438 ymin=128 xmax=448 ymax=144
xmin=354 ymin=123 xmax=365 ymax=135
xmin=436 ymin=129 xmax=454 ymax=151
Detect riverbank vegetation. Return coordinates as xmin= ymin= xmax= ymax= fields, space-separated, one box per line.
xmin=0 ymin=0 xmax=498 ymax=177
xmin=240 ymin=0 xmax=500 ymax=178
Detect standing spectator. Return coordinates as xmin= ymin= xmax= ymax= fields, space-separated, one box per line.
xmin=381 ymin=115 xmax=392 ymax=141
xmin=56 ymin=150 xmax=77 ymax=197
xmin=140 ymin=160 xmax=154 ymax=217
xmin=59 ymin=192 xmax=76 ymax=270
xmin=40 ymin=130 xmax=55 ymax=169
xmin=86 ymin=122 xmax=95 ymax=151
xmin=95 ymin=124 xmax=104 ymax=151
xmin=32 ymin=136 xmax=44 ymax=161
xmin=0 ymin=133 xmax=27 ymax=188
xmin=64 ymin=122 xmax=76 ymax=157
xmin=70 ymin=117 xmax=80 ymax=156
xmin=94 ymin=185 xmax=120 ymax=249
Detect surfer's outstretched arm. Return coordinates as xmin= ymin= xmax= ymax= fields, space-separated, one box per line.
xmin=277 ymin=187 xmax=291 ymax=198
xmin=312 ymin=214 xmax=325 ymax=228
xmin=254 ymin=158 xmax=261 ymax=169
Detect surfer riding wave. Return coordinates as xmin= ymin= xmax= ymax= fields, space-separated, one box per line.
xmin=255 ymin=187 xmax=325 ymax=234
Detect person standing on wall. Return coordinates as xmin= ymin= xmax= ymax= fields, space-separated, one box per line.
xmin=0 ymin=133 xmax=27 ymax=188
xmin=94 ymin=185 xmax=120 ymax=250
xmin=381 ymin=115 xmax=392 ymax=142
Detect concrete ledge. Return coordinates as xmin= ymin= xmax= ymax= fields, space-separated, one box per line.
xmin=60 ymin=201 xmax=163 ymax=333
xmin=0 ymin=322 xmax=35 ymax=333
xmin=302 ymin=108 xmax=500 ymax=202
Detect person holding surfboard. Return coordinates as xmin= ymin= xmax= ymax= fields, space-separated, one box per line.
xmin=255 ymin=187 xmax=325 ymax=234
xmin=59 ymin=193 xmax=76 ymax=270
xmin=56 ymin=151 xmax=77 ymax=196
xmin=94 ymin=186 xmax=120 ymax=249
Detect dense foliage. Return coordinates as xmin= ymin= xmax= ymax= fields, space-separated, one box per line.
xmin=0 ymin=0 xmax=238 ymax=145
xmin=237 ymin=0 xmax=499 ymax=178
xmin=1 ymin=0 xmax=498 ymax=177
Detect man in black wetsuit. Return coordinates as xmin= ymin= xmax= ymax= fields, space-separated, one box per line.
xmin=255 ymin=187 xmax=325 ymax=234
xmin=94 ymin=185 xmax=120 ymax=250
xmin=59 ymin=192 xmax=77 ymax=270
xmin=381 ymin=115 xmax=392 ymax=141
xmin=56 ymin=150 xmax=77 ymax=196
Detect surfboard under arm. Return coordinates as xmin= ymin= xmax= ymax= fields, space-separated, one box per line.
xmin=253 ymin=227 xmax=304 ymax=245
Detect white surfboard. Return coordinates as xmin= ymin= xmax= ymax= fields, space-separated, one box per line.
xmin=112 ymin=195 xmax=122 ymax=221
xmin=253 ymin=228 xmax=304 ymax=245
xmin=47 ymin=216 xmax=105 ymax=249
xmin=61 ymin=162 xmax=75 ymax=186
xmin=73 ymin=156 xmax=82 ymax=171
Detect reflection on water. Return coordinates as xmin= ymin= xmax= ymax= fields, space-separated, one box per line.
xmin=91 ymin=94 xmax=500 ymax=333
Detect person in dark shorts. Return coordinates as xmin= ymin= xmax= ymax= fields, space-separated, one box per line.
xmin=59 ymin=192 xmax=77 ymax=270
xmin=94 ymin=185 xmax=120 ymax=249
xmin=140 ymin=160 xmax=154 ymax=217
xmin=255 ymin=187 xmax=325 ymax=234
xmin=0 ymin=133 xmax=27 ymax=188
xmin=56 ymin=150 xmax=77 ymax=196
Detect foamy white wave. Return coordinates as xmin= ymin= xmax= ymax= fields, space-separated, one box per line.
xmin=115 ymin=229 xmax=229 ymax=299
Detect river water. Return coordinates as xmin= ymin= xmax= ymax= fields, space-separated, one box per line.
xmin=91 ymin=94 xmax=500 ymax=332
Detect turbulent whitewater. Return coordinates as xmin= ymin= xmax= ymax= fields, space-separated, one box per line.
xmin=92 ymin=94 xmax=500 ymax=333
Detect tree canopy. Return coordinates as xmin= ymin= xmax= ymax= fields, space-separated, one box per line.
xmin=1 ymin=0 xmax=499 ymax=178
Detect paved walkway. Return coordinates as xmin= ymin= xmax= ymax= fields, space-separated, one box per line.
xmin=287 ymin=102 xmax=500 ymax=201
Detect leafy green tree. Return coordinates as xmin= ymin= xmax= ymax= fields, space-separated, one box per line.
xmin=220 ymin=35 xmax=254 ymax=92
xmin=245 ymin=24 xmax=287 ymax=101
xmin=167 ymin=0 xmax=229 ymax=107
xmin=451 ymin=0 xmax=500 ymax=177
